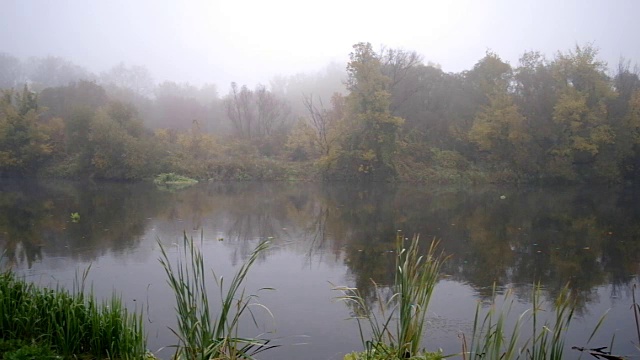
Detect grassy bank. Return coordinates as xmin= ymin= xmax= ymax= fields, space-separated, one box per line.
xmin=153 ymin=173 xmax=199 ymax=191
xmin=0 ymin=268 xmax=148 ymax=359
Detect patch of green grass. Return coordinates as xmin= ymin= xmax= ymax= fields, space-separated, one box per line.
xmin=153 ymin=173 xmax=198 ymax=190
xmin=158 ymin=233 xmax=277 ymax=360
xmin=343 ymin=343 xmax=445 ymax=360
xmin=0 ymin=267 xmax=147 ymax=359
xmin=0 ymin=338 xmax=61 ymax=359
xmin=0 ymin=339 xmax=61 ymax=360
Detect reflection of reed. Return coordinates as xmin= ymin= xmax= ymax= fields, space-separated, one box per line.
xmin=225 ymin=212 xmax=282 ymax=267
xmin=1 ymin=236 xmax=43 ymax=269
xmin=227 ymin=213 xmax=279 ymax=242
xmin=302 ymin=205 xmax=329 ymax=267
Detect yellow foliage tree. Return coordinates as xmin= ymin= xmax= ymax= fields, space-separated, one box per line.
xmin=0 ymin=88 xmax=52 ymax=175
xmin=469 ymin=91 xmax=531 ymax=174
xmin=326 ymin=42 xmax=404 ymax=181
xmin=547 ymin=45 xmax=617 ymax=181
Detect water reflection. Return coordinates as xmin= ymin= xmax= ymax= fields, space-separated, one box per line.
xmin=3 ymin=181 xmax=640 ymax=300
xmin=2 ymin=180 xmax=640 ymax=357
xmin=0 ymin=180 xmax=170 ymax=268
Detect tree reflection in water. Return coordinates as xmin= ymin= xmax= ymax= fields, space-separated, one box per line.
xmin=2 ymin=180 xmax=640 ymax=312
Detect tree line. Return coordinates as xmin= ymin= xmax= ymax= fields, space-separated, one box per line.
xmin=0 ymin=43 xmax=638 ymax=183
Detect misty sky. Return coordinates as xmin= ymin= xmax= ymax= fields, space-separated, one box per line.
xmin=2 ymin=0 xmax=639 ymax=89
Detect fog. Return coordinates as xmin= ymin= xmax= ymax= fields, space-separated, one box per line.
xmin=3 ymin=0 xmax=639 ymax=88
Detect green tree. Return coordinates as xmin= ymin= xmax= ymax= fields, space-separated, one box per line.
xmin=63 ymin=106 xmax=96 ymax=174
xmin=38 ymin=81 xmax=108 ymax=120
xmin=466 ymin=50 xmax=512 ymax=102
xmin=513 ymin=51 xmax=556 ymax=175
xmin=609 ymin=62 xmax=640 ymax=179
xmin=391 ymin=64 xmax=449 ymax=146
xmin=617 ymin=90 xmax=640 ymax=177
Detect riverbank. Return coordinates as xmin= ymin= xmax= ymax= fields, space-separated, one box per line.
xmin=0 ymin=268 xmax=151 ymax=359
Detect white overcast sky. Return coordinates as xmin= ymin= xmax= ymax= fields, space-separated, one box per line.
xmin=2 ymin=0 xmax=639 ymax=89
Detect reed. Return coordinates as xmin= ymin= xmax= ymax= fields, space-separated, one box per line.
xmin=464 ymin=284 xmax=578 ymax=360
xmin=0 ymin=267 xmax=147 ymax=359
xmin=464 ymin=287 xmax=529 ymax=360
xmin=158 ymin=234 xmax=276 ymax=360
xmin=335 ymin=234 xmax=447 ymax=360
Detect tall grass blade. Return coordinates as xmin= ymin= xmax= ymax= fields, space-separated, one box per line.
xmin=0 ymin=267 xmax=146 ymax=359
xmin=334 ymin=233 xmax=446 ymax=360
xmin=467 ymin=283 xmax=577 ymax=360
xmin=158 ymin=233 xmax=275 ymax=360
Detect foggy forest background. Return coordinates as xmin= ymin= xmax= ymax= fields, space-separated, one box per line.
xmin=1 ymin=42 xmax=639 ymax=184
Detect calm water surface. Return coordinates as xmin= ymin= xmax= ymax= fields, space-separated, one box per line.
xmin=2 ymin=180 xmax=640 ymax=359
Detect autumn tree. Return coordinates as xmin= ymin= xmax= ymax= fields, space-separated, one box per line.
xmin=301 ymin=93 xmax=345 ymax=156
xmin=468 ymin=91 xmax=531 ymax=177
xmin=225 ymin=83 xmax=254 ymax=139
xmin=379 ymin=47 xmax=423 ymax=113
xmin=467 ymin=52 xmax=533 ymax=179
xmin=0 ymin=87 xmax=52 ymax=175
xmin=223 ymin=83 xmax=291 ymax=156
xmin=326 ymin=42 xmax=404 ymax=181
xmin=87 ymin=101 xmax=155 ymax=179
xmin=169 ymin=121 xmax=222 ymax=178
xmin=435 ymin=52 xmax=513 ymax=160
xmin=39 ymin=81 xmax=109 ymax=120
xmin=466 ymin=51 xmax=513 ymax=104
xmin=548 ymin=45 xmax=617 ymax=181
xmin=392 ymin=64 xmax=473 ymax=156
xmin=378 ymin=49 xmax=473 ymax=168
xmin=64 ymin=106 xmax=96 ymax=172
xmin=98 ymin=63 xmax=156 ymax=125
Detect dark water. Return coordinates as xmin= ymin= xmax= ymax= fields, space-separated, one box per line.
xmin=2 ymin=180 xmax=640 ymax=359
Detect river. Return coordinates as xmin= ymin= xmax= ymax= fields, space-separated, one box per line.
xmin=1 ymin=179 xmax=639 ymax=359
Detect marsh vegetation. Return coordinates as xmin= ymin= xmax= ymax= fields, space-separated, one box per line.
xmin=0 ymin=267 xmax=147 ymax=359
